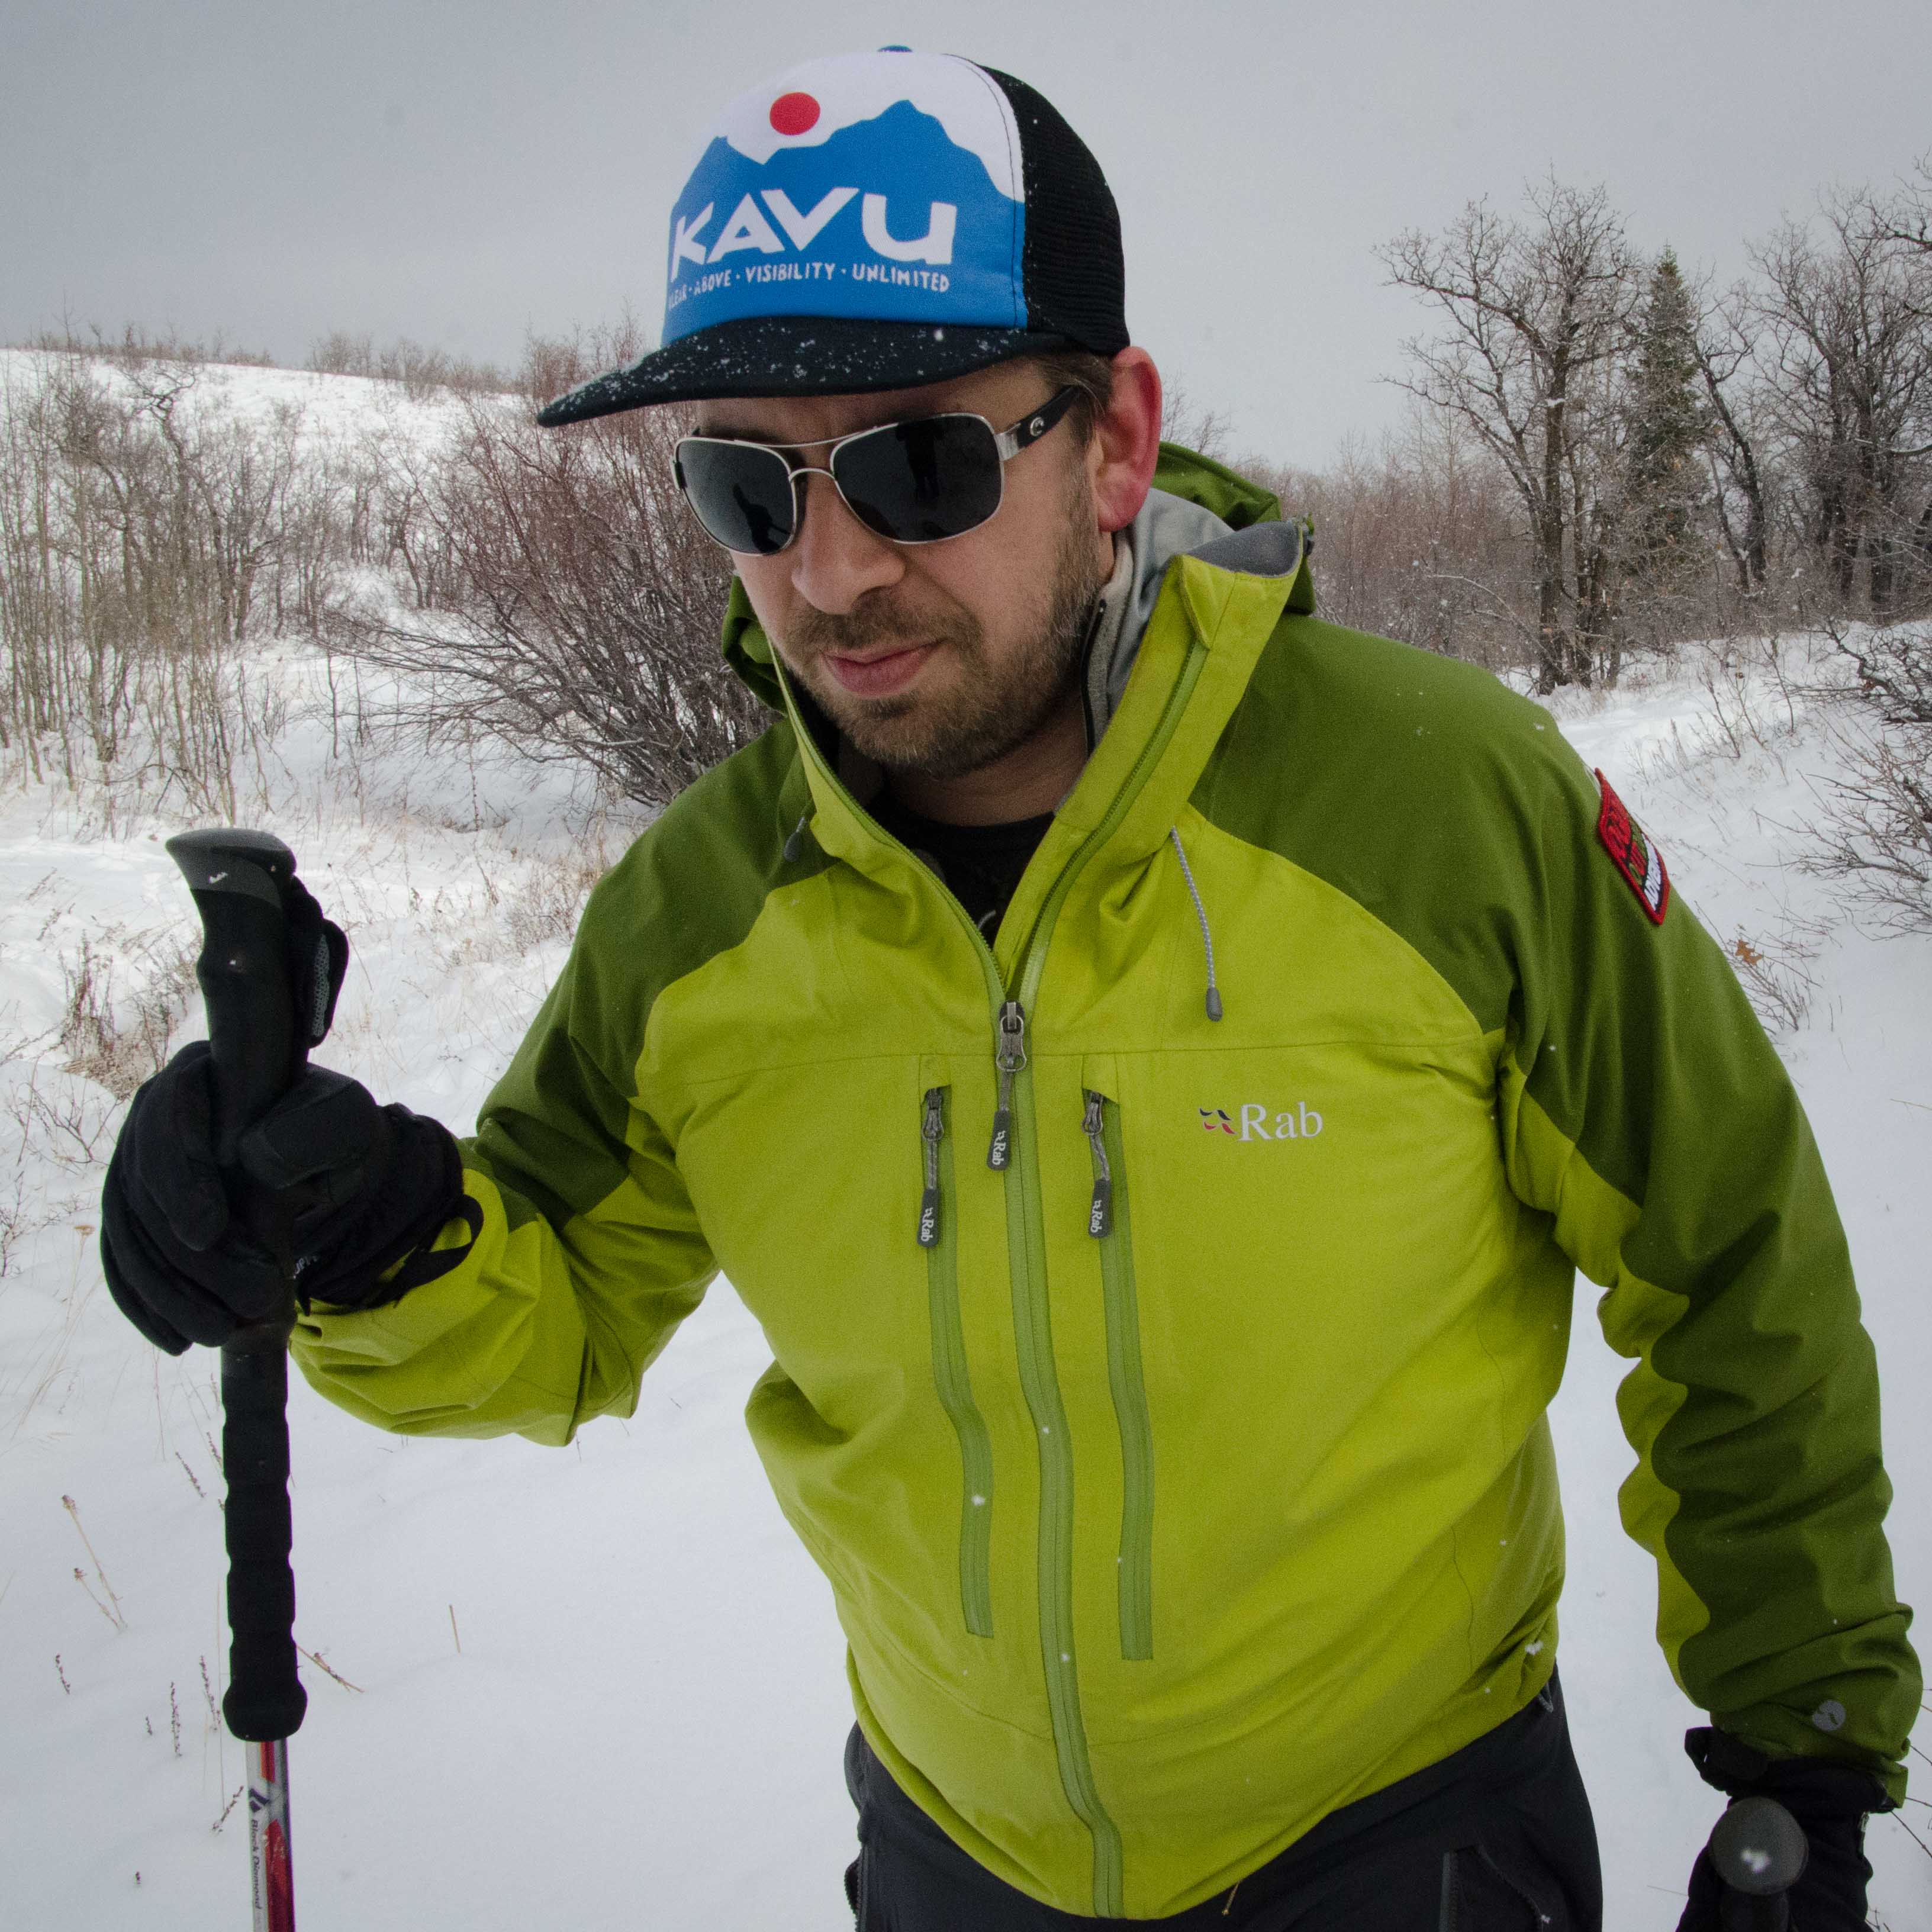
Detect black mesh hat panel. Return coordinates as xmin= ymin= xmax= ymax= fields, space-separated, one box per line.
xmin=981 ymin=67 xmax=1129 ymax=356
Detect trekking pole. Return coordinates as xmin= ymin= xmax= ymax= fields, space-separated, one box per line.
xmin=167 ymin=829 xmax=311 ymax=1932
xmin=1708 ymin=1795 xmax=1807 ymax=1932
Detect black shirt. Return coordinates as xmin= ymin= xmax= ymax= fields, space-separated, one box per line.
xmin=868 ymin=791 xmax=1055 ymax=938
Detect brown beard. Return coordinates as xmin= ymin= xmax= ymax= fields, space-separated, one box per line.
xmin=778 ymin=469 xmax=1107 ymax=782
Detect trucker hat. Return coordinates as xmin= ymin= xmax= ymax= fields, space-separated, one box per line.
xmin=536 ymin=49 xmax=1127 ymax=427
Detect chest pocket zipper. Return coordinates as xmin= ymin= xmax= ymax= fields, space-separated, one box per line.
xmin=1083 ymin=1090 xmax=1155 ymax=1661
xmin=918 ymin=1087 xmax=994 ymax=1638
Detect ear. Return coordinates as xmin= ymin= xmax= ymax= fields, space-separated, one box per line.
xmin=1090 ymin=347 xmax=1163 ymax=536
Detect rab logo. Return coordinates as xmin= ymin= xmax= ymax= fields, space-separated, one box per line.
xmin=1202 ymin=1103 xmax=1324 ymax=1142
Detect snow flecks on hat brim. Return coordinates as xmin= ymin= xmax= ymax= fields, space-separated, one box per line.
xmin=534 ymin=314 xmax=1076 ymax=427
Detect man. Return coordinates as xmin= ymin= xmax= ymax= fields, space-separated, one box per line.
xmin=101 ymin=49 xmax=1915 ymax=1930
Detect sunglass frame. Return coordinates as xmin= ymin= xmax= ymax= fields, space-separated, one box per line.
xmin=672 ymin=385 xmax=1082 ymax=555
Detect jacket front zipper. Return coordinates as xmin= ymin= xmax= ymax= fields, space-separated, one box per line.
xmin=917 ymin=1086 xmax=994 ymax=1638
xmin=987 ymin=1002 xmax=1025 ymax=1169
xmin=778 ymin=627 xmax=1212 ymax=1918
xmin=989 ymin=640 xmax=1209 ymax=1915
xmin=1085 ymin=1090 xmax=1154 ymax=1661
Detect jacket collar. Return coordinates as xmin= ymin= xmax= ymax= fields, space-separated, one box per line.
xmin=716 ymin=446 xmax=1313 ymax=916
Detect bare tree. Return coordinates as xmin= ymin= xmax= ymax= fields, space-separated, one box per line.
xmin=1750 ymin=190 xmax=1932 ymax=613
xmin=1866 ymin=157 xmax=1932 ymax=267
xmin=1160 ymin=375 xmax=1233 ymax=462
xmin=1382 ymin=179 xmax=1641 ymax=690
xmin=1694 ymin=284 xmax=1773 ymax=595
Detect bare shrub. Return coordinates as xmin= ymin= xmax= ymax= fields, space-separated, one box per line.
xmin=1833 ymin=616 xmax=1932 ymax=726
xmin=57 ymin=932 xmax=197 ymax=1100
xmin=306 ymin=330 xmax=510 ymax=398
xmin=330 ymin=330 xmax=761 ymax=809
xmin=1798 ymin=619 xmax=1932 ymax=932
xmin=1691 ymin=640 xmax=1793 ymax=759
xmin=31 ymin=324 xmax=276 ymax=371
xmin=0 ymin=346 xmax=355 ymax=809
xmin=1801 ymin=717 xmax=1932 ymax=931
xmin=504 ymin=842 xmax=614 ymax=952
xmin=1724 ymin=920 xmax=1822 ymax=1034
xmin=306 ymin=330 xmax=378 ymax=379
xmin=5 ymin=1067 xmax=118 ymax=1169
xmin=1247 ymin=411 xmax=1531 ymax=672
xmin=0 ymin=1165 xmax=43 ymax=1277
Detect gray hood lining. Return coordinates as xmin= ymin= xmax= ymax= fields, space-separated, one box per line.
xmin=1081 ymin=490 xmax=1303 ymax=745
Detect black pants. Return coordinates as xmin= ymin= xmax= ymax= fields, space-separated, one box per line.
xmin=844 ymin=1675 xmax=1602 ymax=1930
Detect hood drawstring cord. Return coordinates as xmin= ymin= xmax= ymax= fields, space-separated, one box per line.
xmin=1169 ymin=827 xmax=1223 ymax=1022
xmin=782 ymin=812 xmax=810 ymax=864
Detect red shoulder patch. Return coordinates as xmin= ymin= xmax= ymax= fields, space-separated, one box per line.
xmin=1595 ymin=771 xmax=1669 ymax=925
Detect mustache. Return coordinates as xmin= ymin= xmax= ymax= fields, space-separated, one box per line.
xmin=783 ymin=593 xmax=981 ymax=661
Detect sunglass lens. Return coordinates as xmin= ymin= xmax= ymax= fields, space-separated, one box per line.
xmin=677 ymin=441 xmax=797 ymax=555
xmin=832 ymin=416 xmax=1003 ymax=544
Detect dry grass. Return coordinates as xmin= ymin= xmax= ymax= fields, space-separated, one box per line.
xmin=1725 ymin=921 xmax=1823 ymax=1035
xmin=56 ymin=931 xmax=197 ymax=1102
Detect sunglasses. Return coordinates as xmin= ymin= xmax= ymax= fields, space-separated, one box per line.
xmin=672 ymin=385 xmax=1081 ymax=556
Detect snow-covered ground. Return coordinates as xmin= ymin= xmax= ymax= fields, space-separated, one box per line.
xmin=1 ymin=545 xmax=1926 ymax=1920
xmin=0 ymin=345 xmax=474 ymax=452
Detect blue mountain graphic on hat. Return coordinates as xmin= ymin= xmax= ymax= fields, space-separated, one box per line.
xmin=663 ymin=99 xmax=1027 ymax=343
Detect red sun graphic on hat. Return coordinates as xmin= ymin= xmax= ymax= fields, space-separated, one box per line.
xmin=768 ymin=91 xmax=820 ymax=135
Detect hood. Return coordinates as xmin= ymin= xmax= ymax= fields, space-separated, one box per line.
xmin=719 ymin=442 xmax=1312 ymax=714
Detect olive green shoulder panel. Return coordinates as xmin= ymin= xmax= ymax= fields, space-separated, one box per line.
xmin=1151 ymin=442 xmax=1281 ymax=530
xmin=1193 ymin=617 xmax=1573 ymax=1046
xmin=468 ymin=717 xmax=826 ymax=1229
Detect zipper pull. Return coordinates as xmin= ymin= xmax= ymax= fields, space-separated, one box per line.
xmin=987 ymin=1000 xmax=1026 ymax=1170
xmin=919 ymin=1088 xmax=944 ymax=1248
xmin=1082 ymin=1090 xmax=1113 ymax=1238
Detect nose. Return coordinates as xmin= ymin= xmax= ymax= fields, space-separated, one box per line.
xmin=788 ymin=471 xmax=904 ymax=614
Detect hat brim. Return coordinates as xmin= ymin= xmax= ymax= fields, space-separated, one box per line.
xmin=534 ymin=314 xmax=1075 ymax=427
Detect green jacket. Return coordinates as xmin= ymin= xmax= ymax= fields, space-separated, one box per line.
xmin=294 ymin=449 xmax=1917 ymax=1918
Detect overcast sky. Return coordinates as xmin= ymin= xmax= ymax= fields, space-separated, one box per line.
xmin=5 ymin=0 xmax=1927 ymax=465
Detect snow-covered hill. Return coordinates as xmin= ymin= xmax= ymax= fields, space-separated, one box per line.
xmin=0 ymin=501 xmax=1924 ymax=1921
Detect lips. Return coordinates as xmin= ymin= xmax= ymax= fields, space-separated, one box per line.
xmin=823 ymin=643 xmax=933 ymax=697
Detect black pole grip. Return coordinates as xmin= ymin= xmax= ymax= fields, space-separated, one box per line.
xmin=165 ymin=828 xmax=308 ymax=1746
xmin=166 ymin=829 xmax=302 ymax=1161
xmin=221 ymin=1327 xmax=306 ymax=1741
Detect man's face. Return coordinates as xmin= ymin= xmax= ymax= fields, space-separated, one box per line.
xmin=696 ymin=360 xmax=1113 ymax=781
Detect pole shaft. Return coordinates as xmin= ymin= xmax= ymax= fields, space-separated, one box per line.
xmin=248 ymin=1737 xmax=295 ymax=1932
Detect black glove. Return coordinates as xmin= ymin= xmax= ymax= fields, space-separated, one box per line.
xmin=1675 ymin=1725 xmax=1891 ymax=1931
xmin=280 ymin=872 xmax=352 ymax=1056
xmin=101 ymin=1042 xmax=473 ymax=1354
